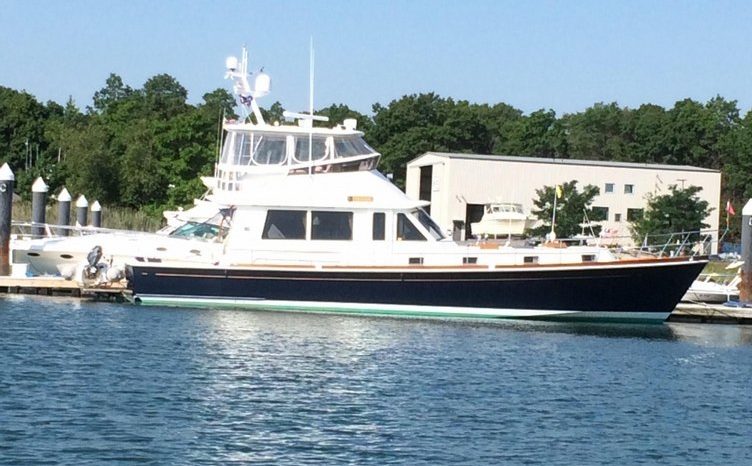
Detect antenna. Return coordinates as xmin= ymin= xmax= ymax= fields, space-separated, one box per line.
xmin=308 ymin=38 xmax=314 ymax=175
xmin=225 ymin=46 xmax=270 ymax=125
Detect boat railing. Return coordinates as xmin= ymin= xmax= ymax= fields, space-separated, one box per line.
xmin=10 ymin=221 xmax=158 ymax=240
xmin=612 ymin=228 xmax=721 ymax=259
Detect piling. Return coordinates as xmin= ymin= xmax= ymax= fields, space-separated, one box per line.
xmin=57 ymin=187 xmax=71 ymax=236
xmin=740 ymin=199 xmax=752 ymax=303
xmin=91 ymin=201 xmax=102 ymax=228
xmin=0 ymin=163 xmax=15 ymax=276
xmin=76 ymin=195 xmax=88 ymax=227
xmin=31 ymin=177 xmax=48 ymax=237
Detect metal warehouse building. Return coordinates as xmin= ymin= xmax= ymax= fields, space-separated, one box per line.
xmin=405 ymin=152 xmax=721 ymax=245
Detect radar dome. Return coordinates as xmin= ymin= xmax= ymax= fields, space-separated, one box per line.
xmin=253 ymin=72 xmax=271 ymax=97
xmin=225 ymin=56 xmax=239 ymax=71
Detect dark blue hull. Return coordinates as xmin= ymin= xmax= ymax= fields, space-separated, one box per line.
xmin=128 ymin=258 xmax=706 ymax=322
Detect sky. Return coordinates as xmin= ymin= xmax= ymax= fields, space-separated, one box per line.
xmin=2 ymin=0 xmax=752 ymax=116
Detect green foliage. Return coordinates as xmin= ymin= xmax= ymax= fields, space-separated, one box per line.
xmin=629 ymin=185 xmax=711 ymax=242
xmin=530 ymin=180 xmax=600 ymax=238
xmin=1 ymin=75 xmax=752 ymax=242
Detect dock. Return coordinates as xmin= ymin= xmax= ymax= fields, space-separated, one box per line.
xmin=0 ymin=275 xmax=127 ymax=301
xmin=668 ymin=303 xmax=752 ymax=325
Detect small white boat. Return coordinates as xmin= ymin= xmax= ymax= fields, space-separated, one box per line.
xmin=471 ymin=202 xmax=535 ymax=237
xmin=682 ymin=273 xmax=740 ymax=303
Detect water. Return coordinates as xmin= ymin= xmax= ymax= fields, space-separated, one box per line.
xmin=1 ymin=296 xmax=751 ymax=465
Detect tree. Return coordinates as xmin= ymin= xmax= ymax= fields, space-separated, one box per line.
xmin=530 ymin=180 xmax=600 ymax=238
xmin=629 ymin=185 xmax=711 ymax=243
xmin=92 ymin=74 xmax=133 ymax=113
xmin=501 ymin=109 xmax=566 ymax=157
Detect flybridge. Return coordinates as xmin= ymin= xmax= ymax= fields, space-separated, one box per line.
xmin=211 ymin=47 xmax=381 ymax=194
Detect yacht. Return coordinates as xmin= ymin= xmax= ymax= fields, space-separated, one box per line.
xmin=470 ymin=202 xmax=535 ymax=238
xmin=125 ymin=46 xmax=707 ymax=323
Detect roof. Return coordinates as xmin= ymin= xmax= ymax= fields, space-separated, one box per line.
xmin=211 ymin=170 xmax=427 ymax=210
xmin=409 ymin=152 xmax=720 ymax=174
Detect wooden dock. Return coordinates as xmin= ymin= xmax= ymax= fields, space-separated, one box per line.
xmin=0 ymin=275 xmax=127 ymax=300
xmin=668 ymin=303 xmax=752 ymax=325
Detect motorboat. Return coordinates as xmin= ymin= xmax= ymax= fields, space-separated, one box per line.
xmin=124 ymin=46 xmax=707 ymax=324
xmin=471 ymin=202 xmax=535 ymax=237
xmin=682 ymin=264 xmax=741 ymax=303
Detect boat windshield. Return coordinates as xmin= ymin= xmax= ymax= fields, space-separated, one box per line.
xmin=221 ymin=131 xmax=287 ymax=166
xmin=294 ymin=135 xmax=329 ymax=162
xmin=415 ymin=209 xmax=445 ymax=240
xmin=169 ymin=221 xmax=222 ymax=240
xmin=333 ymin=136 xmax=375 ymax=158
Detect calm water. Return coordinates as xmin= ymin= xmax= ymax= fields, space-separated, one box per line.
xmin=1 ymin=297 xmax=751 ymax=465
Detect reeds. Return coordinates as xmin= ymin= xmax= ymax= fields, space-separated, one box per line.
xmin=11 ymin=201 xmax=163 ymax=232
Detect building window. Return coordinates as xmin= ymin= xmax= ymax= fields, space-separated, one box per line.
xmin=605 ymin=183 xmax=614 ymax=193
xmin=311 ymin=211 xmax=353 ymax=240
xmin=262 ymin=210 xmax=307 ymax=239
xmin=627 ymin=208 xmax=644 ymax=222
xmin=614 ymin=213 xmax=622 ymax=222
xmin=397 ymin=213 xmax=426 ymax=241
xmin=591 ymin=206 xmax=609 ymax=221
xmin=624 ymin=184 xmax=634 ymax=194
xmin=373 ymin=212 xmax=385 ymax=240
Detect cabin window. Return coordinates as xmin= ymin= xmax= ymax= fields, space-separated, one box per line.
xmin=294 ymin=135 xmax=329 ymax=162
xmin=373 ymin=212 xmax=385 ymax=240
xmin=253 ymin=134 xmax=287 ymax=165
xmin=415 ymin=209 xmax=445 ymax=240
xmin=581 ymin=254 xmax=596 ymax=262
xmin=409 ymin=257 xmax=424 ymax=265
xmin=463 ymin=257 xmax=478 ymax=264
xmin=591 ymin=206 xmax=609 ymax=221
xmin=627 ymin=208 xmax=644 ymax=221
xmin=397 ymin=213 xmax=426 ymax=241
xmin=605 ymin=183 xmax=614 ymax=193
xmin=333 ymin=137 xmax=374 ymax=158
xmin=220 ymin=132 xmax=237 ymax=164
xmin=523 ymin=256 xmax=538 ymax=264
xmin=262 ymin=210 xmax=307 ymax=239
xmin=237 ymin=132 xmax=254 ymax=165
xmin=311 ymin=211 xmax=353 ymax=240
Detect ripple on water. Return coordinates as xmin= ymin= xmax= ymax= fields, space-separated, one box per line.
xmin=0 ymin=296 xmax=751 ymax=465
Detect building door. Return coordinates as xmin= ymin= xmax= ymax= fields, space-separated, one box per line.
xmin=465 ymin=203 xmax=485 ymax=239
xmin=419 ymin=165 xmax=433 ymax=215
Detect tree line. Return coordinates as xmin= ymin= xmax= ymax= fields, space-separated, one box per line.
xmin=0 ymin=74 xmax=749 ymax=235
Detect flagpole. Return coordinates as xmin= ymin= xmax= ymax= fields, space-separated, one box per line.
xmin=551 ymin=189 xmax=557 ymax=240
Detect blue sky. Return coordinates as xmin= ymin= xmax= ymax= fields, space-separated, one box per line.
xmin=2 ymin=0 xmax=752 ymax=116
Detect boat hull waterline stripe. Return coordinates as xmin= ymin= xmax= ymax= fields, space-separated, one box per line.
xmin=135 ymin=295 xmax=672 ymax=323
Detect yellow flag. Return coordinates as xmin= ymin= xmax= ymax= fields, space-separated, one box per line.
xmin=555 ymin=185 xmax=563 ymax=198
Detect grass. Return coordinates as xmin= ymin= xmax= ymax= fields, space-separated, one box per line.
xmin=11 ymin=201 xmax=164 ymax=232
